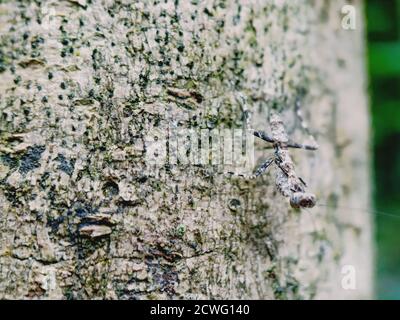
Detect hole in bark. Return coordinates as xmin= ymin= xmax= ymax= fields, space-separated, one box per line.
xmin=228 ymin=198 xmax=241 ymax=211
xmin=102 ymin=180 xmax=119 ymax=198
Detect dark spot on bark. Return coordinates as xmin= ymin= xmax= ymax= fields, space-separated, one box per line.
xmin=92 ymin=48 xmax=102 ymax=70
xmin=47 ymin=216 xmax=65 ymax=233
xmin=19 ymin=145 xmax=45 ymax=174
xmin=39 ymin=171 xmax=50 ymax=189
xmin=190 ymin=91 xmax=203 ymax=103
xmin=3 ymin=186 xmax=22 ymax=206
xmin=148 ymin=262 xmax=178 ymax=297
xmin=186 ymin=61 xmax=194 ymax=69
xmin=204 ymin=7 xmax=214 ymax=17
xmin=1 ymin=154 xmax=18 ymax=169
xmin=337 ymin=58 xmax=346 ymax=68
xmin=75 ymin=205 xmax=91 ymax=218
xmin=56 ymin=154 xmax=76 ymax=176
xmin=177 ymin=42 xmax=185 ymax=52
xmin=14 ymin=75 xmax=21 ymax=84
xmin=137 ymin=175 xmax=148 ymax=183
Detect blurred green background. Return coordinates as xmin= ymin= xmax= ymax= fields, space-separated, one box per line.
xmin=366 ymin=0 xmax=400 ymax=299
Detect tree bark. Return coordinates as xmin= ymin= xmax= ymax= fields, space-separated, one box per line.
xmin=0 ymin=0 xmax=372 ymax=299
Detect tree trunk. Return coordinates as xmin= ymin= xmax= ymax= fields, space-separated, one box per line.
xmin=0 ymin=0 xmax=372 ymax=299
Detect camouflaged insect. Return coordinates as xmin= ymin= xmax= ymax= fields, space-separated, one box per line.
xmin=229 ymin=93 xmax=318 ymax=209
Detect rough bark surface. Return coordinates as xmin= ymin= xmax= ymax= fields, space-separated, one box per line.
xmin=0 ymin=0 xmax=372 ymax=299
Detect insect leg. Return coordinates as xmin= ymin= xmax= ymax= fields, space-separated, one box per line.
xmin=275 ymin=161 xmax=289 ymax=176
xmin=226 ymin=158 xmax=274 ymax=179
xmin=287 ymin=140 xmax=319 ymax=151
xmin=235 ymin=91 xmax=276 ymax=146
xmin=293 ymin=98 xmax=320 ymax=149
xmin=253 ymin=130 xmax=275 ymax=143
xmin=295 ymin=98 xmax=310 ymax=134
xmin=226 ymin=171 xmax=253 ymax=179
xmin=298 ymin=176 xmax=308 ymax=187
xmin=236 ymin=92 xmax=252 ymax=128
xmin=253 ymin=158 xmax=274 ymax=177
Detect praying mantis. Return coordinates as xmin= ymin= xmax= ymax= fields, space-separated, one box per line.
xmin=227 ymin=93 xmax=319 ymax=209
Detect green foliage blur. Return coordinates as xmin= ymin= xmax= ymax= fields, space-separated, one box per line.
xmin=367 ymin=0 xmax=400 ymax=299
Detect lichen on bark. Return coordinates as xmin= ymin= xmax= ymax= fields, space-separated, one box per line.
xmin=0 ymin=0 xmax=372 ymax=299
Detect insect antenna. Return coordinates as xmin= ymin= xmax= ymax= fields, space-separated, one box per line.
xmin=315 ymin=204 xmax=400 ymax=221
xmin=302 ymin=207 xmax=319 ymax=234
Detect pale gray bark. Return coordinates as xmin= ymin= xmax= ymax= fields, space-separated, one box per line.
xmin=0 ymin=0 xmax=372 ymax=299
